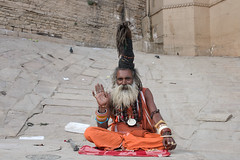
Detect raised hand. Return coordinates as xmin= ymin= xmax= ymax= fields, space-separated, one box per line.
xmin=92 ymin=83 xmax=110 ymax=107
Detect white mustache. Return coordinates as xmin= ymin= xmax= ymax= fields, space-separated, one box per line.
xmin=119 ymin=84 xmax=131 ymax=90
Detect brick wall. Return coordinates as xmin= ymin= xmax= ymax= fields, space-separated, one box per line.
xmin=0 ymin=0 xmax=145 ymax=48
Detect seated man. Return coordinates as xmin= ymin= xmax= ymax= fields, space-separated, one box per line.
xmin=84 ymin=22 xmax=176 ymax=151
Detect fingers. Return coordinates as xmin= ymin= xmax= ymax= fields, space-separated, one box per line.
xmin=95 ymin=84 xmax=100 ymax=94
xmin=163 ymin=138 xmax=171 ymax=149
xmin=171 ymin=142 xmax=177 ymax=150
xmin=100 ymin=84 xmax=105 ymax=92
xmin=167 ymin=141 xmax=177 ymax=150
xmin=92 ymin=91 xmax=96 ymax=97
xmin=95 ymin=83 xmax=105 ymax=94
xmin=163 ymin=138 xmax=177 ymax=150
xmin=95 ymin=84 xmax=99 ymax=93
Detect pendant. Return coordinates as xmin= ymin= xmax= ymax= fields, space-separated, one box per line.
xmin=127 ymin=118 xmax=136 ymax=127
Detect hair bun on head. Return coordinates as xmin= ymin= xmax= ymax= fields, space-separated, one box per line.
xmin=116 ymin=21 xmax=135 ymax=70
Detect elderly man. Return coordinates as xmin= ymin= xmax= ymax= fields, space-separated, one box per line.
xmin=84 ymin=22 xmax=176 ymax=151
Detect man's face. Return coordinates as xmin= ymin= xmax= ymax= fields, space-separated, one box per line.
xmin=112 ymin=69 xmax=138 ymax=109
xmin=116 ymin=69 xmax=133 ymax=86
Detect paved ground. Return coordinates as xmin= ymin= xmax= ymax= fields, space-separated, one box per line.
xmin=0 ymin=34 xmax=240 ymax=160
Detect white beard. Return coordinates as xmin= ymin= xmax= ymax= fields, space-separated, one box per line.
xmin=111 ymin=82 xmax=139 ymax=109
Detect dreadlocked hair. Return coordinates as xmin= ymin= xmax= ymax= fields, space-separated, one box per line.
xmin=116 ymin=21 xmax=132 ymax=57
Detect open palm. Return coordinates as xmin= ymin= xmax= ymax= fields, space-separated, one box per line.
xmin=92 ymin=83 xmax=110 ymax=107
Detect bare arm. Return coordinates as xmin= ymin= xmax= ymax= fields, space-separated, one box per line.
xmin=144 ymin=88 xmax=177 ymax=150
xmin=144 ymin=88 xmax=164 ymax=123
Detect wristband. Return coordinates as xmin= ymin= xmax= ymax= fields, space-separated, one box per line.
xmin=95 ymin=109 xmax=108 ymax=117
xmin=96 ymin=115 xmax=108 ymax=122
xmin=161 ymin=128 xmax=172 ymax=136
xmin=161 ymin=135 xmax=172 ymax=138
xmin=154 ymin=120 xmax=166 ymax=129
xmin=95 ymin=117 xmax=108 ymax=124
xmin=157 ymin=125 xmax=169 ymax=134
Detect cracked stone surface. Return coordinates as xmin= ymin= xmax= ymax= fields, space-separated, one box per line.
xmin=0 ymin=35 xmax=240 ymax=159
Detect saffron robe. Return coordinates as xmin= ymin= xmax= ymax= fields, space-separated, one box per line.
xmin=84 ymin=88 xmax=164 ymax=151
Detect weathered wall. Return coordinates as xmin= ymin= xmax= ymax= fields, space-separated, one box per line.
xmin=142 ymin=0 xmax=211 ymax=56
xmin=0 ymin=0 xmax=145 ymax=48
xmin=139 ymin=0 xmax=164 ymax=53
xmin=163 ymin=4 xmax=196 ymax=56
xmin=141 ymin=0 xmax=240 ymax=57
xmin=210 ymin=0 xmax=240 ymax=56
xmin=1 ymin=0 xmax=239 ymax=56
xmin=194 ymin=6 xmax=210 ymax=56
xmin=150 ymin=0 xmax=163 ymax=44
xmin=123 ymin=0 xmax=145 ymax=41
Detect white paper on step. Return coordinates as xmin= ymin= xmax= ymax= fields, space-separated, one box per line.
xmin=19 ymin=136 xmax=44 ymax=140
xmin=65 ymin=122 xmax=90 ymax=134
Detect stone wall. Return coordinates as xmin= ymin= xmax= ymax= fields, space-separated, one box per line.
xmin=1 ymin=0 xmax=239 ymax=57
xmin=0 ymin=0 xmax=145 ymax=48
xmin=141 ymin=0 xmax=240 ymax=56
xmin=163 ymin=4 xmax=196 ymax=56
xmin=163 ymin=0 xmax=211 ymax=56
xmin=210 ymin=0 xmax=240 ymax=56
xmin=124 ymin=0 xmax=146 ymax=41
xmin=142 ymin=0 xmax=212 ymax=56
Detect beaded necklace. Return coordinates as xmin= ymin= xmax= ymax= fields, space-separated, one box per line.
xmin=114 ymin=94 xmax=143 ymax=126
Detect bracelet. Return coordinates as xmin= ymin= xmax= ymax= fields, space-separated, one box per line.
xmin=96 ymin=115 xmax=107 ymax=119
xmin=95 ymin=109 xmax=108 ymax=122
xmin=156 ymin=123 xmax=167 ymax=133
xmin=161 ymin=135 xmax=172 ymax=138
xmin=154 ymin=120 xmax=166 ymax=129
xmin=150 ymin=109 xmax=159 ymax=119
xmin=159 ymin=123 xmax=167 ymax=128
xmin=161 ymin=128 xmax=172 ymax=136
xmin=95 ymin=109 xmax=108 ymax=117
xmin=96 ymin=116 xmax=108 ymax=122
xmin=157 ymin=125 xmax=169 ymax=134
xmin=95 ymin=117 xmax=108 ymax=124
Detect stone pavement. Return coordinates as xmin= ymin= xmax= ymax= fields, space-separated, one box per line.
xmin=0 ymin=34 xmax=240 ymax=160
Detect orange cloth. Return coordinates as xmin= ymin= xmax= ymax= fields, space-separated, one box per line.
xmin=123 ymin=131 xmax=164 ymax=150
xmin=84 ymin=88 xmax=164 ymax=151
xmin=84 ymin=127 xmax=124 ymax=150
xmin=84 ymin=125 xmax=164 ymax=151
